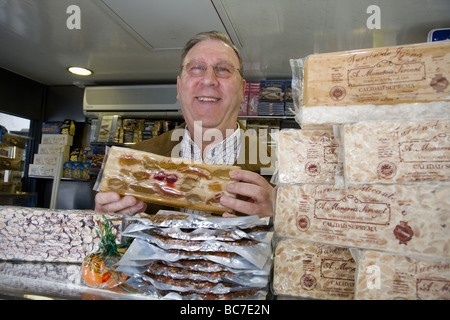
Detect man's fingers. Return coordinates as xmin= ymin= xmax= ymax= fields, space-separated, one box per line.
xmin=230 ymin=170 xmax=269 ymax=188
xmin=94 ymin=192 xmax=146 ymax=215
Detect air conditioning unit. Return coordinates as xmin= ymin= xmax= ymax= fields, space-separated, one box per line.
xmin=83 ymin=84 xmax=182 ymax=119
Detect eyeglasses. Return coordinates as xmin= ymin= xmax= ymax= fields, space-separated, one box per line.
xmin=181 ymin=61 xmax=242 ymax=78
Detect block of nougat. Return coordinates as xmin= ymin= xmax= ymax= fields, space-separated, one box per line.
xmin=0 ymin=206 xmax=121 ymax=263
xmin=99 ymin=146 xmax=240 ymax=213
xmin=277 ymin=129 xmax=340 ymax=184
xmin=273 ymin=238 xmax=355 ymax=300
xmin=275 ymin=184 xmax=449 ymax=259
xmin=341 ymin=120 xmax=450 ymax=185
xmin=355 ymin=250 xmax=450 ymax=300
xmin=302 ymin=40 xmax=450 ymax=107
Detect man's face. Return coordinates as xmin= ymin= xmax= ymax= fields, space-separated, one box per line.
xmin=177 ymin=39 xmax=246 ymax=135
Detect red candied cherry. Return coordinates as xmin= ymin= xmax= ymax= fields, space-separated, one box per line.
xmin=166 ymin=174 xmax=178 ymax=184
xmin=154 ymin=171 xmax=166 ymax=181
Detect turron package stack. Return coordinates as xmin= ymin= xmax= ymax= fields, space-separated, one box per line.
xmin=272 ymin=40 xmax=450 ymax=300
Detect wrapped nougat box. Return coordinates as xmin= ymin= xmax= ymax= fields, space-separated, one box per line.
xmin=277 ymin=129 xmax=340 ymax=184
xmin=275 ymin=184 xmax=449 ymax=259
xmin=340 ymin=120 xmax=450 ymax=186
xmin=290 ymin=40 xmax=450 ymax=128
xmin=273 ymin=238 xmax=355 ymax=300
xmin=355 ymin=250 xmax=449 ymax=300
xmin=303 ymin=40 xmax=450 ymax=107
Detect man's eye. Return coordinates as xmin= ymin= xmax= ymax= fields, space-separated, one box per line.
xmin=216 ymin=65 xmax=231 ymax=73
xmin=191 ymin=65 xmax=205 ymax=71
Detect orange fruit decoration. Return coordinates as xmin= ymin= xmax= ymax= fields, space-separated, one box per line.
xmin=81 ymin=216 xmax=127 ymax=288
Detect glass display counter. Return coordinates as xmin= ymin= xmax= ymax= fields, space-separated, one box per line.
xmin=0 ymin=260 xmax=151 ymax=300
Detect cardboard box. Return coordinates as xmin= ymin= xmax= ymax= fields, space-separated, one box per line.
xmin=247 ymin=82 xmax=260 ymax=116
xmin=38 ymin=144 xmax=70 ymax=155
xmin=41 ymin=121 xmax=62 ymax=134
xmin=33 ymin=153 xmax=69 ymax=166
xmin=258 ymin=80 xmax=285 ymax=116
xmin=41 ymin=134 xmax=73 ymax=146
xmin=28 ymin=164 xmax=57 ymax=177
xmin=239 ymin=82 xmax=250 ymax=116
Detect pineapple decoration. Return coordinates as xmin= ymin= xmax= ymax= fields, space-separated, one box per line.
xmin=81 ymin=216 xmax=128 ymax=288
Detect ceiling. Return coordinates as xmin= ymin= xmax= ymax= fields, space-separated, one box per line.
xmin=0 ymin=0 xmax=449 ymax=87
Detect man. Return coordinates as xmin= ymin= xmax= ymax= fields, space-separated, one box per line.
xmin=95 ymin=31 xmax=274 ymax=218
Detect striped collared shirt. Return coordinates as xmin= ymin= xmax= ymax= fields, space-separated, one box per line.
xmin=179 ymin=122 xmax=241 ymax=165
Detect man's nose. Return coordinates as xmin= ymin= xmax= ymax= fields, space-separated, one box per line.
xmin=200 ymin=66 xmax=219 ymax=86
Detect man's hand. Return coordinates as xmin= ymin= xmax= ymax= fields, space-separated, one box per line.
xmin=94 ymin=191 xmax=147 ymax=215
xmin=220 ymin=170 xmax=274 ymax=218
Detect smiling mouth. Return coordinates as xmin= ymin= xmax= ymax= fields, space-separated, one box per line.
xmin=197 ymin=97 xmax=220 ymax=102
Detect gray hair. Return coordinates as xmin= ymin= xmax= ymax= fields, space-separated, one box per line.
xmin=180 ymin=31 xmax=243 ymax=78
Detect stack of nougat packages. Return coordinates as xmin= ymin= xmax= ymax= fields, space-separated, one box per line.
xmin=115 ymin=211 xmax=273 ymax=300
xmin=272 ymin=40 xmax=450 ymax=300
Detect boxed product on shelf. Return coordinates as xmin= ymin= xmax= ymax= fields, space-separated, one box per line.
xmin=259 ymin=80 xmax=285 ymax=102
xmin=239 ymin=82 xmax=250 ymax=116
xmin=28 ymin=164 xmax=57 ymax=177
xmin=63 ymin=161 xmax=91 ymax=179
xmin=122 ymin=118 xmax=142 ymax=144
xmin=141 ymin=120 xmax=155 ymax=140
xmin=69 ymin=148 xmax=83 ymax=161
xmin=0 ymin=156 xmax=24 ymax=171
xmin=257 ymin=102 xmax=285 ymax=116
xmin=247 ymin=82 xmax=260 ymax=116
xmin=41 ymin=121 xmax=63 ymax=134
xmin=41 ymin=134 xmax=73 ymax=146
xmin=258 ymin=80 xmax=285 ymax=116
xmin=95 ymin=115 xmax=120 ymax=143
xmin=60 ymin=120 xmax=75 ymax=136
xmin=37 ymin=144 xmax=71 ymax=156
xmin=33 ymin=153 xmax=69 ymax=166
xmin=122 ymin=118 xmax=141 ymax=130
xmin=82 ymin=145 xmax=105 ymax=176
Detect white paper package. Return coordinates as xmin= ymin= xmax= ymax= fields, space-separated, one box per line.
xmin=290 ymin=40 xmax=450 ymax=129
xmin=353 ymin=250 xmax=450 ymax=300
xmin=339 ymin=119 xmax=450 ymax=186
xmin=276 ymin=128 xmax=341 ymax=184
xmin=272 ymin=238 xmax=356 ymax=300
xmin=274 ymin=184 xmax=449 ymax=259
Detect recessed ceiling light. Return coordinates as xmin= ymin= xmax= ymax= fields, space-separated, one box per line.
xmin=68 ymin=66 xmax=93 ymax=76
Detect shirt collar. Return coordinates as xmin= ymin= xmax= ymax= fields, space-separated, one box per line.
xmin=180 ymin=122 xmax=241 ymax=165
